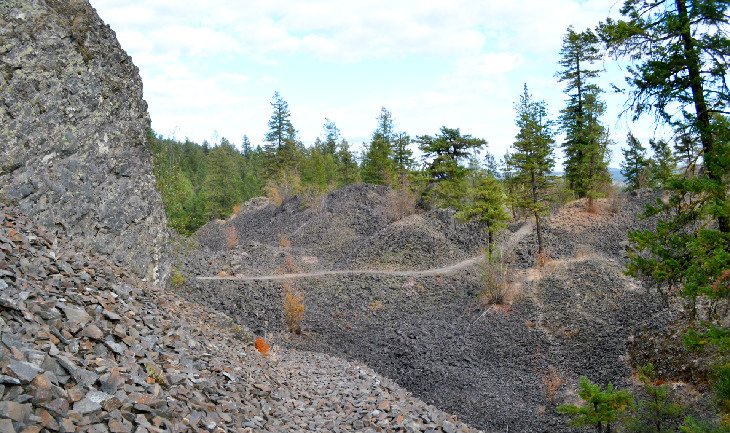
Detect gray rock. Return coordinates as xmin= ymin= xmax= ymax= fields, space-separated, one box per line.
xmin=61 ymin=306 xmax=91 ymax=326
xmin=442 ymin=420 xmax=457 ymax=433
xmin=0 ymin=0 xmax=169 ymax=285
xmin=0 ymin=418 xmax=15 ymax=433
xmin=7 ymin=359 xmax=42 ymax=383
xmin=0 ymin=401 xmax=32 ymax=422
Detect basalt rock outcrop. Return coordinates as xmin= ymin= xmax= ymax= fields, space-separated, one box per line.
xmin=0 ymin=0 xmax=168 ymax=284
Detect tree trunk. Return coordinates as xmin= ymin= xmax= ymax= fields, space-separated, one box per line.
xmin=675 ymin=0 xmax=729 ymax=233
xmin=488 ymin=228 xmax=494 ymax=261
xmin=535 ymin=212 xmax=544 ymax=255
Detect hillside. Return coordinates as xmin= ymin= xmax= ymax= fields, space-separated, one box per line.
xmin=175 ymin=187 xmax=694 ymax=432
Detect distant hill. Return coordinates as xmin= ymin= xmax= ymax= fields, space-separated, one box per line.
xmin=608 ymin=167 xmax=625 ymax=183
xmin=551 ymin=167 xmax=625 ymax=184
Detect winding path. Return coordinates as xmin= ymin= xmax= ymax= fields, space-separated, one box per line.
xmin=197 ymin=220 xmax=534 ymax=282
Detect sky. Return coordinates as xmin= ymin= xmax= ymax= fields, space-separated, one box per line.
xmin=89 ymin=0 xmax=661 ymax=168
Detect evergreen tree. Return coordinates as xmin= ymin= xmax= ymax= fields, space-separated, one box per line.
xmin=416 ymin=126 xmax=487 ymax=208
xmin=621 ymin=132 xmax=650 ymax=191
xmin=599 ymin=0 xmax=729 ymax=233
xmin=202 ymin=141 xmax=245 ymax=219
xmin=362 ymin=108 xmax=397 ymax=185
xmin=624 ymin=364 xmax=684 ymax=433
xmin=558 ymin=377 xmax=633 ymax=433
xmin=241 ymin=135 xmax=252 ymax=158
xmin=264 ymin=91 xmax=299 ymax=175
xmin=648 ymin=139 xmax=676 ymax=188
xmin=322 ymin=118 xmax=340 ymax=156
xmin=484 ymin=151 xmax=500 ymax=178
xmin=392 ymin=132 xmax=414 ymax=180
xmin=455 ymin=174 xmax=510 ymax=258
xmin=557 ymin=26 xmax=611 ymax=208
xmin=602 ymin=4 xmax=729 ymax=425
xmin=336 ymin=139 xmax=360 ymax=186
xmin=507 ymin=85 xmax=556 ymax=257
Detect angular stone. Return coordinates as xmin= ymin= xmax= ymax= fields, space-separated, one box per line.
xmin=61 ymin=306 xmax=91 ymax=326
xmin=82 ymin=324 xmax=104 ymax=340
xmin=0 ymin=375 xmax=21 ymax=385
xmin=73 ymin=397 xmax=102 ymax=415
xmin=108 ymin=418 xmax=132 ymax=433
xmin=7 ymin=359 xmax=42 ymax=384
xmin=442 ymin=420 xmax=457 ymax=433
xmin=0 ymin=419 xmax=15 ymax=433
xmin=0 ymin=401 xmax=32 ymax=422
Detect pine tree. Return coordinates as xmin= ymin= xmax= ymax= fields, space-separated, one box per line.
xmin=322 ymin=118 xmax=340 ymax=156
xmin=558 ymin=377 xmax=633 ymax=433
xmin=202 ymin=141 xmax=245 ymax=219
xmin=621 ymin=132 xmax=650 ymax=191
xmin=484 ymin=151 xmax=500 ymax=178
xmin=241 ymin=135 xmax=252 ymax=158
xmin=455 ymin=174 xmax=510 ymax=258
xmin=624 ymin=364 xmax=684 ymax=433
xmin=264 ymin=91 xmax=299 ymax=176
xmin=336 ymin=139 xmax=360 ymax=186
xmin=599 ymin=0 xmax=729 ymax=233
xmin=601 ymin=4 xmax=729 ymax=424
xmin=362 ymin=108 xmax=397 ymax=185
xmin=507 ymin=85 xmax=556 ymax=258
xmin=416 ymin=126 xmax=487 ymax=208
xmin=392 ymin=132 xmax=414 ymax=181
xmin=557 ymin=26 xmax=611 ymax=209
xmin=648 ymin=139 xmax=675 ymax=189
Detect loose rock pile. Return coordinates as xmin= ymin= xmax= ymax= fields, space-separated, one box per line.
xmin=182 ymin=193 xmax=670 ymax=432
xmin=191 ymin=185 xmax=488 ymax=277
xmin=1 ymin=203 xmax=482 ymax=433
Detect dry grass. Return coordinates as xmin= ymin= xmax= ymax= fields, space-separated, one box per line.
xmin=231 ymin=203 xmax=243 ymax=215
xmin=224 ymin=225 xmax=239 ymax=250
xmin=385 ymin=187 xmax=417 ymax=222
xmin=266 ymin=182 xmax=283 ymax=207
xmin=607 ymin=185 xmax=623 ymax=215
xmin=279 ymin=235 xmax=292 ymax=250
xmin=282 ymin=283 xmax=305 ymax=334
xmin=369 ymin=300 xmax=384 ymax=312
xmin=281 ymin=255 xmax=298 ymax=274
xmin=544 ymin=366 xmax=564 ymax=403
xmin=169 ymin=268 xmax=186 ymax=288
xmin=481 ymin=254 xmax=514 ymax=306
xmin=536 ymin=250 xmax=549 ymax=268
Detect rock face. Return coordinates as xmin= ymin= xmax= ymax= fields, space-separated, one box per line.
xmin=0 ymin=0 xmax=168 ymax=284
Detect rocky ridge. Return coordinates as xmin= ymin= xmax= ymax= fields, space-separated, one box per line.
xmin=0 ymin=203 xmax=482 ymax=433
xmin=0 ymin=0 xmax=168 ymax=284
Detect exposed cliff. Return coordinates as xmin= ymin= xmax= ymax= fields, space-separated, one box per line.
xmin=0 ymin=0 xmax=168 ymax=284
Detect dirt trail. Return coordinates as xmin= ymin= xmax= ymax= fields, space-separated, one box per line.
xmin=197 ymin=220 xmax=534 ymax=282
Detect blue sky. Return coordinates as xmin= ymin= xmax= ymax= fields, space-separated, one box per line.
xmin=89 ymin=0 xmax=661 ymax=168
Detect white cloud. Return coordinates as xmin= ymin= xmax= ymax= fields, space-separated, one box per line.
xmin=90 ymin=0 xmax=646 ymax=167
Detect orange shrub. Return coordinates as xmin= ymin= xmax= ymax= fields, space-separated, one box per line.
xmin=282 ymin=283 xmax=305 ymax=334
xmin=255 ymin=337 xmax=270 ymax=356
xmin=225 ymin=226 xmax=238 ymax=249
xmin=266 ymin=182 xmax=283 ymax=207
